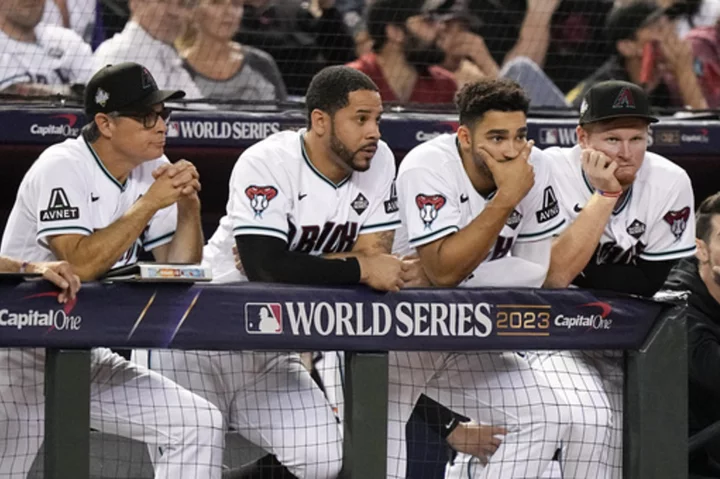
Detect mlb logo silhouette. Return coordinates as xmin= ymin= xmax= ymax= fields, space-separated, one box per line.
xmin=245 ymin=303 xmax=283 ymax=334
xmin=539 ymin=128 xmax=558 ymax=145
xmin=166 ymin=121 xmax=180 ymax=138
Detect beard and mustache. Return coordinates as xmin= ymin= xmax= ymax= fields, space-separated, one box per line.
xmin=403 ymin=30 xmax=446 ymax=75
xmin=328 ymin=121 xmax=376 ymax=173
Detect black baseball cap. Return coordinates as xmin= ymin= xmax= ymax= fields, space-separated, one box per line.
xmin=579 ymin=80 xmax=659 ymax=125
xmin=367 ymin=0 xmax=447 ymax=29
xmin=84 ymin=62 xmax=185 ymax=117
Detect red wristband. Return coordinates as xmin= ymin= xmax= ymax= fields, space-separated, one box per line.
xmin=597 ymin=190 xmax=622 ymax=198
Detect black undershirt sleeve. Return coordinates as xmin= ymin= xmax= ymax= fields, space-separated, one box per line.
xmin=412 ymin=394 xmax=469 ymax=439
xmin=235 ymin=234 xmax=361 ymax=285
xmin=572 ymin=258 xmax=677 ymax=297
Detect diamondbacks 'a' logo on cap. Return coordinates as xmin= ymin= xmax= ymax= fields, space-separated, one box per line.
xmin=612 ymin=87 xmax=636 ymax=109
xmin=141 ymin=68 xmax=157 ymax=90
xmin=95 ymin=88 xmax=109 ymax=107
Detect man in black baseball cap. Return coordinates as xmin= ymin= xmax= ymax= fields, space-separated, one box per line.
xmin=535 ymin=78 xmax=697 ymax=478
xmin=85 ymin=62 xmax=185 ymax=119
xmin=579 ymin=79 xmax=659 ymax=125
xmin=81 ymin=62 xmax=187 ymax=162
xmin=0 ymin=62 xmax=219 ymax=477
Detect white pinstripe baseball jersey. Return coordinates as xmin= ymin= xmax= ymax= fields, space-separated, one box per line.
xmin=544 ymin=145 xmax=696 ymax=264
xmin=0 ymin=136 xmax=177 ymax=265
xmin=203 ymin=129 xmax=400 ymax=282
xmin=393 ymin=133 xmax=566 ymax=283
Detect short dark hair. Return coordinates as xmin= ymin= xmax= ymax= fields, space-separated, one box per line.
xmin=305 ymin=66 xmax=379 ymax=126
xmin=697 ymin=192 xmax=720 ymax=242
xmin=605 ymin=1 xmax=663 ymax=47
xmin=454 ymin=78 xmax=530 ymax=128
xmin=367 ymin=0 xmax=424 ymax=52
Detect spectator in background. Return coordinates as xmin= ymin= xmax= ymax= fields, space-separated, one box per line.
xmin=567 ymin=1 xmax=707 ymax=110
xmin=435 ymin=6 xmax=500 ymax=84
xmin=41 ymin=0 xmax=95 ymax=43
xmin=0 ymin=0 xmax=93 ymax=95
xmin=93 ymin=0 xmax=204 ymax=100
xmin=336 ymin=0 xmax=371 ymax=57
xmin=465 ymin=0 xmax=612 ymax=94
xmin=235 ymin=0 xmax=356 ymax=96
xmin=657 ymin=0 xmax=720 ymax=37
xmin=353 ymin=27 xmax=374 ymax=58
xmin=176 ymin=0 xmax=287 ymax=104
xmin=347 ymin=0 xmax=457 ymax=104
xmin=686 ymin=17 xmax=720 ymax=108
xmin=663 ymin=192 xmax=720 ymax=478
xmin=437 ymin=7 xmax=568 ymax=107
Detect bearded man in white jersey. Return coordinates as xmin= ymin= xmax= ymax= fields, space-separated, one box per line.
xmin=152 ymin=65 xmax=414 ymax=479
xmin=0 ymin=62 xmax=224 ymax=478
xmin=532 ymin=80 xmax=697 ymax=479
xmin=388 ymin=78 xmax=609 ymax=479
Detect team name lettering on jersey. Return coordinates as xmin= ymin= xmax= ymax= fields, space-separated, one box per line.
xmin=594 ymin=240 xmax=646 ymax=265
xmin=288 ymin=221 xmax=359 ymax=253
xmin=118 ymin=239 xmax=142 ymax=265
xmin=490 ymin=236 xmax=514 ymax=260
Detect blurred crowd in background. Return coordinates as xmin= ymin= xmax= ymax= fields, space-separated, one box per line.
xmin=1 ymin=0 xmax=720 ymax=111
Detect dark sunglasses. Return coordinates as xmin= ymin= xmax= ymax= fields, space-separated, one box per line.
xmin=116 ymin=107 xmax=172 ymax=129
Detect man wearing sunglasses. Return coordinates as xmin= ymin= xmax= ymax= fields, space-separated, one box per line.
xmin=0 ymin=62 xmax=224 ymax=478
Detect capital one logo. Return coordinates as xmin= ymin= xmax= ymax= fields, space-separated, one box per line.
xmin=30 ymin=113 xmax=80 ymax=137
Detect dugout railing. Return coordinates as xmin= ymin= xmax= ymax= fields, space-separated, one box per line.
xmin=0 ymin=281 xmax=687 ymax=479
